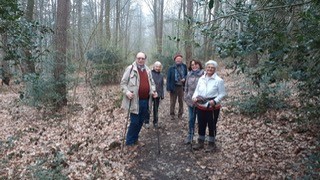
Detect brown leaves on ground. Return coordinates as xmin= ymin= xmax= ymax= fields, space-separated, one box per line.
xmin=0 ymin=64 xmax=318 ymax=179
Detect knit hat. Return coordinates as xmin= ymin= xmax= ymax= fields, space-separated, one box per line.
xmin=173 ymin=54 xmax=183 ymax=60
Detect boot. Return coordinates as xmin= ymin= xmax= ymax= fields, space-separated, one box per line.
xmin=205 ymin=142 xmax=216 ymax=152
xmin=192 ymin=139 xmax=204 ymax=150
xmin=184 ymin=135 xmax=192 ymax=144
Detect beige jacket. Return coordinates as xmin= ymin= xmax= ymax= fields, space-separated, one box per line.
xmin=120 ymin=62 xmax=156 ymax=114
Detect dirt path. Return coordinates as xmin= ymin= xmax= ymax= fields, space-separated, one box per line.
xmin=124 ymin=66 xmax=316 ymax=179
xmin=128 ymin=94 xmax=214 ymax=179
xmin=126 ymin=70 xmax=234 ymax=179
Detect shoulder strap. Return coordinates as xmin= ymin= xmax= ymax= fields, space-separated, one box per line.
xmin=127 ymin=65 xmax=134 ymax=85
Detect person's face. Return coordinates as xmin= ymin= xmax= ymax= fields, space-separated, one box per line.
xmin=136 ymin=53 xmax=146 ymax=66
xmin=191 ymin=61 xmax=199 ymax=71
xmin=175 ymin=56 xmax=183 ymax=64
xmin=206 ymin=64 xmax=216 ymax=76
xmin=154 ymin=65 xmax=161 ymax=72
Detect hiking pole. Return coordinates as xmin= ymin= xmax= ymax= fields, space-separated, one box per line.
xmin=154 ymin=98 xmax=161 ymax=155
xmin=121 ymin=99 xmax=132 ymax=155
xmin=190 ymin=106 xmax=196 ymax=153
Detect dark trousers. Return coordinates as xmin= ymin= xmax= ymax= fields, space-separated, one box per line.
xmin=126 ymin=99 xmax=149 ymax=145
xmin=197 ymin=108 xmax=220 ymax=142
xmin=169 ymin=85 xmax=184 ymax=117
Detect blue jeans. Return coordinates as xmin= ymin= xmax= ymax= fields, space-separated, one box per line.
xmin=126 ymin=99 xmax=149 ymax=145
xmin=187 ymin=106 xmax=197 ymax=138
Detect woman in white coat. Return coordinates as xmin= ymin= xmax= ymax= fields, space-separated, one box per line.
xmin=192 ymin=60 xmax=226 ymax=152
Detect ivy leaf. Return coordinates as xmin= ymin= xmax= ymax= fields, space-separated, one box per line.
xmin=209 ymin=0 xmax=214 ymax=10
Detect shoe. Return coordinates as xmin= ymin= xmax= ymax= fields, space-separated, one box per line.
xmin=134 ymin=140 xmax=145 ymax=147
xmin=144 ymin=123 xmax=150 ymax=129
xmin=205 ymin=142 xmax=216 ymax=152
xmin=126 ymin=144 xmax=138 ymax=152
xmin=192 ymin=139 xmax=204 ymax=150
xmin=184 ymin=136 xmax=192 ymax=144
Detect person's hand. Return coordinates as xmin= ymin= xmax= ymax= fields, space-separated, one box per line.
xmin=209 ymin=100 xmax=219 ymax=108
xmin=192 ymin=97 xmax=197 ymax=102
xmin=126 ymin=91 xmax=134 ymax=99
xmin=181 ymin=78 xmax=185 ymax=82
xmin=152 ymin=91 xmax=158 ymax=98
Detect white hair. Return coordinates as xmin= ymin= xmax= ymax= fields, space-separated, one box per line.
xmin=205 ymin=60 xmax=218 ymax=68
xmin=153 ymin=61 xmax=162 ymax=67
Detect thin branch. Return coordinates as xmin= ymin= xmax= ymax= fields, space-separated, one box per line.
xmin=200 ymin=1 xmax=312 ymax=25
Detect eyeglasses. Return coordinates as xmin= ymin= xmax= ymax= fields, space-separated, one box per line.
xmin=136 ymin=57 xmax=145 ymax=60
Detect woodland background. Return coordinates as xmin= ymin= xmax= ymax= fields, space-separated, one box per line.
xmin=0 ymin=0 xmax=319 ymax=179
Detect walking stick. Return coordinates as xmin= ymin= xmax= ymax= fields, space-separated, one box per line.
xmin=120 ymin=66 xmax=134 ymax=155
xmin=121 ymin=99 xmax=131 ymax=155
xmin=190 ymin=106 xmax=196 ymax=153
xmin=154 ymin=98 xmax=161 ymax=155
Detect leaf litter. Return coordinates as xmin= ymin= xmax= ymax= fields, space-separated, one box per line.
xmin=0 ymin=65 xmax=318 ymax=179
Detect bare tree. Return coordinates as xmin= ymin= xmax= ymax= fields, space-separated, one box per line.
xmin=53 ymin=0 xmax=70 ymax=108
xmin=77 ymin=0 xmax=84 ymax=60
xmin=105 ymin=0 xmax=111 ymax=40
xmin=210 ymin=0 xmax=219 ymax=58
xmin=114 ymin=0 xmax=120 ymax=46
xmin=98 ymin=0 xmax=105 ymax=45
xmin=21 ymin=0 xmax=36 ymax=75
xmin=184 ymin=0 xmax=193 ymax=62
xmin=0 ymin=34 xmax=11 ymax=86
xmin=150 ymin=0 xmax=164 ymax=54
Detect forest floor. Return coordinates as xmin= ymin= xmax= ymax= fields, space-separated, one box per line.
xmin=0 ymin=63 xmax=319 ymax=179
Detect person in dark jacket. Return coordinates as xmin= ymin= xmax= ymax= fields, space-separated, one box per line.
xmin=145 ymin=61 xmax=164 ymax=128
xmin=166 ymin=54 xmax=187 ymax=120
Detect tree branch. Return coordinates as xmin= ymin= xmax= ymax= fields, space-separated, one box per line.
xmin=200 ymin=1 xmax=312 ymax=25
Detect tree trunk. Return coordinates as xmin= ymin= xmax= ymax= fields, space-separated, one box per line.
xmin=0 ymin=34 xmax=11 ymax=86
xmin=21 ymin=0 xmax=36 ymax=75
xmin=152 ymin=0 xmax=164 ymax=54
xmin=115 ymin=0 xmax=120 ymax=47
xmin=77 ymin=0 xmax=83 ymax=59
xmin=210 ymin=0 xmax=220 ymax=58
xmin=98 ymin=0 xmax=104 ymax=45
xmin=158 ymin=0 xmax=164 ymax=54
xmin=105 ymin=0 xmax=111 ymax=41
xmin=153 ymin=0 xmax=159 ymax=53
xmin=184 ymin=0 xmax=193 ymax=62
xmin=176 ymin=0 xmax=183 ymax=50
xmin=203 ymin=4 xmax=208 ymax=61
xmin=53 ymin=0 xmax=70 ymax=108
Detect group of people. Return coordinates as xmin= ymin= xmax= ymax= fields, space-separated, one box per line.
xmin=120 ymin=52 xmax=226 ymax=152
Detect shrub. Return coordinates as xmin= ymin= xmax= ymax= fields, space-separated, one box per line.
xmin=86 ymin=47 xmax=124 ymax=85
xmin=235 ymin=76 xmax=290 ymax=117
xmin=27 ymin=150 xmax=68 ymax=180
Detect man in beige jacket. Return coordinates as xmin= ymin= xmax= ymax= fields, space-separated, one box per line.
xmin=120 ymin=52 xmax=158 ymax=147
